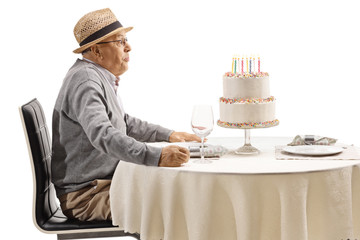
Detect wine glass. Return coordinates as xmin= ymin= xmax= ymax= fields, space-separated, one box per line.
xmin=191 ymin=105 xmax=214 ymax=163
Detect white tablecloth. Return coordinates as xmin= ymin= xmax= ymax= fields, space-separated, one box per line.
xmin=110 ymin=137 xmax=360 ymax=240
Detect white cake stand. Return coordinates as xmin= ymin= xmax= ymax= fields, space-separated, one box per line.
xmin=217 ymin=119 xmax=279 ymax=154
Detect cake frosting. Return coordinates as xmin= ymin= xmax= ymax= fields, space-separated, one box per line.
xmin=218 ymin=72 xmax=279 ymax=129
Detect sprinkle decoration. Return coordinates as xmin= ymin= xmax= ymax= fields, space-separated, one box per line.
xmin=220 ymin=96 xmax=275 ymax=104
xmin=217 ymin=119 xmax=279 ymax=129
xmin=224 ymin=72 xmax=269 ymax=78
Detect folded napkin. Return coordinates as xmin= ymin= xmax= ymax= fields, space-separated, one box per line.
xmin=288 ymin=135 xmax=337 ymax=146
xmin=189 ymin=145 xmax=228 ymax=158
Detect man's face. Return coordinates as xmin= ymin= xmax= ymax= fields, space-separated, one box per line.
xmin=96 ymin=31 xmax=131 ymax=76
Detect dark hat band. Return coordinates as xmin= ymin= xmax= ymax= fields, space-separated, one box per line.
xmin=79 ymin=21 xmax=123 ymax=46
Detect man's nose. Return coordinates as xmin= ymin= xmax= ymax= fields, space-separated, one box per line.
xmin=125 ymin=43 xmax=131 ymax=52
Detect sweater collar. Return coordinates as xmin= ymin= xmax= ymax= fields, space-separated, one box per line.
xmin=81 ymin=58 xmax=119 ymax=90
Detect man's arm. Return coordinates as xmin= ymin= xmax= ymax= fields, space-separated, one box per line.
xmin=71 ymin=80 xmax=161 ymax=166
xmin=125 ymin=114 xmax=202 ymax=143
xmin=124 ymin=114 xmax=173 ymax=142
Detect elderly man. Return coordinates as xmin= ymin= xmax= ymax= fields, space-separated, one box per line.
xmin=51 ymin=8 xmax=200 ymax=221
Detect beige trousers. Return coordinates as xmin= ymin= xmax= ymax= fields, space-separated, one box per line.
xmin=59 ymin=179 xmax=112 ymax=221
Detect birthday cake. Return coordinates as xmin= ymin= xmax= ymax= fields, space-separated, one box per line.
xmin=217 ymin=57 xmax=279 ymax=128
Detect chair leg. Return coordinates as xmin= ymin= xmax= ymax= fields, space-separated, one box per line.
xmin=57 ymin=231 xmax=141 ymax=240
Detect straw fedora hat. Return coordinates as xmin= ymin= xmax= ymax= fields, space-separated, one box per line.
xmin=73 ymin=8 xmax=133 ymax=54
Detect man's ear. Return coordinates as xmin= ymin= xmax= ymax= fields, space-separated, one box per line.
xmin=91 ymin=45 xmax=102 ymax=59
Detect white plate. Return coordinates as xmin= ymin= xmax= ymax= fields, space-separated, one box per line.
xmin=282 ymin=145 xmax=343 ymax=156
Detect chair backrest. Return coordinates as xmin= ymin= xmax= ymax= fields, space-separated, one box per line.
xmin=19 ymin=98 xmax=59 ymax=229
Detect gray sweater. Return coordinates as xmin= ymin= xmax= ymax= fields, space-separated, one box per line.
xmin=52 ymin=59 xmax=172 ymax=196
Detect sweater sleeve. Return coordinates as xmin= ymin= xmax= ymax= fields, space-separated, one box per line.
xmin=70 ymin=79 xmax=161 ymax=166
xmin=124 ymin=114 xmax=174 ymax=143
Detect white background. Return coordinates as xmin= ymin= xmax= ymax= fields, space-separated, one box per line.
xmin=1 ymin=0 xmax=360 ymax=239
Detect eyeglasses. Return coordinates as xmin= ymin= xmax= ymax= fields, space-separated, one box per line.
xmin=97 ymin=37 xmax=128 ymax=47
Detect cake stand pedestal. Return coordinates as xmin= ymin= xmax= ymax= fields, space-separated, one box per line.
xmin=235 ymin=129 xmax=259 ymax=154
xmin=217 ymin=119 xmax=279 ymax=155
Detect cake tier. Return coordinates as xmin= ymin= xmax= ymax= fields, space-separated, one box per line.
xmin=219 ymin=96 xmax=276 ymax=123
xmin=223 ymin=72 xmax=270 ymax=98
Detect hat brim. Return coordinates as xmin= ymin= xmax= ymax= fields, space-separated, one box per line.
xmin=73 ymin=26 xmax=133 ymax=54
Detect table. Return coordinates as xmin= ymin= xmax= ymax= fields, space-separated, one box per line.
xmin=110 ymin=137 xmax=360 ymax=240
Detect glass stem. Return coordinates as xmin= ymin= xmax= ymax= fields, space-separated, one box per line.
xmin=201 ymin=137 xmax=205 ymax=160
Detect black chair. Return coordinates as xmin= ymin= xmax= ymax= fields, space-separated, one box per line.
xmin=19 ymin=98 xmax=140 ymax=240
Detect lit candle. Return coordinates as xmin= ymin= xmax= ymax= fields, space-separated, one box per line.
xmin=246 ymin=56 xmax=249 ymax=73
xmin=237 ymin=56 xmax=240 ymax=74
xmin=234 ymin=57 xmax=237 ymax=73
xmin=241 ymin=56 xmax=244 ymax=74
xmin=249 ymin=56 xmax=252 ymax=74
xmin=232 ymin=57 xmax=234 ymax=73
xmin=253 ymin=56 xmax=256 ymax=73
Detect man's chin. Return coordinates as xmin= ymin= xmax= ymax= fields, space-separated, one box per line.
xmin=118 ymin=67 xmax=128 ymax=76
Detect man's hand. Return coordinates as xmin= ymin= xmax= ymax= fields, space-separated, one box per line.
xmin=159 ymin=145 xmax=190 ymax=167
xmin=169 ymin=131 xmax=202 ymax=143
